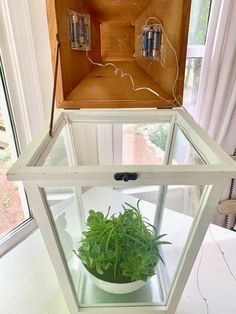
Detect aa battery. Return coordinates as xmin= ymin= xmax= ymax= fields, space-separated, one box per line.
xmin=84 ymin=17 xmax=89 ymax=44
xmin=141 ymin=24 xmax=161 ymax=60
xmin=78 ymin=16 xmax=85 ymax=44
xmin=147 ymin=30 xmax=153 ymax=57
xmin=71 ymin=13 xmax=79 ymax=47
xmin=142 ymin=31 xmax=148 ymax=57
xmin=152 ymin=29 xmax=160 ymax=58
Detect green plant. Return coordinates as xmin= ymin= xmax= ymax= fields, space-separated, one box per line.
xmin=74 ymin=201 xmax=170 ymax=283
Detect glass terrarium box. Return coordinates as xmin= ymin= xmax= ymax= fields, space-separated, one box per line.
xmin=7 ymin=109 xmax=236 ymax=314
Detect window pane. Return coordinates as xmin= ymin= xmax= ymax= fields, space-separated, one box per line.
xmin=188 ymin=0 xmax=211 ymax=45
xmin=42 ymin=185 xmax=166 ymax=307
xmin=184 ymin=57 xmax=202 ymax=114
xmin=42 ymin=126 xmax=72 ymax=166
xmin=170 ymin=126 xmax=204 ymax=165
xmin=184 ymin=0 xmax=212 ymax=114
xmin=159 ymin=184 xmax=206 ymax=287
xmin=122 ymin=123 xmax=169 ymax=165
xmin=0 ymin=64 xmax=29 ymax=239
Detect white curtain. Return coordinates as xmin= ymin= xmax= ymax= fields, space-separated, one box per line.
xmin=194 ymin=0 xmax=236 ymax=226
xmin=195 ymin=0 xmax=236 ymax=153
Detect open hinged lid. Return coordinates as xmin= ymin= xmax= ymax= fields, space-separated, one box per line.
xmin=46 ymin=0 xmax=191 ymax=109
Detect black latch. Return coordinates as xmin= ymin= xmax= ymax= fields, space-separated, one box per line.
xmin=114 ymin=172 xmax=138 ymax=182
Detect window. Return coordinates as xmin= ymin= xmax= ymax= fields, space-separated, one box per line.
xmin=0 ymin=57 xmax=36 ymax=256
xmin=184 ymin=0 xmax=212 ymax=114
xmin=121 ymin=123 xmax=169 ymax=165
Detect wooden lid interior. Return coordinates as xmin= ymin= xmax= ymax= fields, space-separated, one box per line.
xmin=46 ymin=0 xmax=191 ymax=109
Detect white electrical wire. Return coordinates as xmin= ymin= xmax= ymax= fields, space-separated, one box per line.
xmin=144 ymin=17 xmax=181 ymax=106
xmin=209 ymin=226 xmax=236 ymax=283
xmin=85 ymin=50 xmax=171 ymax=105
xmin=196 ymin=226 xmax=236 ymax=314
xmin=196 ymin=244 xmax=210 ymax=314
xmin=85 ymin=17 xmax=182 ymax=107
xmin=85 ymin=16 xmax=182 ymax=106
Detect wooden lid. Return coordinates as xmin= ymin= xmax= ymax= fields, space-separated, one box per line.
xmin=46 ymin=0 xmax=191 ymax=109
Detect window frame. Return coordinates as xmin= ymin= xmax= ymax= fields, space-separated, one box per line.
xmin=0 ymin=0 xmax=48 ymax=256
xmin=0 ymin=56 xmax=38 ymax=257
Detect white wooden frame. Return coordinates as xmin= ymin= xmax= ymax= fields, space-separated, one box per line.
xmin=8 ymin=109 xmax=236 ymax=184
xmin=7 ymin=108 xmax=236 ymax=314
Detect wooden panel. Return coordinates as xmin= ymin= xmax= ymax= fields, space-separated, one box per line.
xmin=101 ymin=23 xmax=135 ymax=61
xmin=85 ymin=0 xmax=151 ymax=22
xmin=47 ymin=0 xmax=101 ymax=101
xmin=46 ymin=0 xmax=191 ymax=109
xmin=60 ymin=61 xmax=173 ymax=109
xmin=135 ymin=0 xmax=191 ymax=105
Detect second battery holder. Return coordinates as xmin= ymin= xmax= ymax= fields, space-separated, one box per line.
xmin=141 ymin=24 xmax=162 ymax=60
xmin=68 ymin=10 xmax=91 ymax=51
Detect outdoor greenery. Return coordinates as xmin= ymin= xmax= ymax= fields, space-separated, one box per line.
xmin=148 ymin=124 xmax=168 ymax=151
xmin=184 ymin=0 xmax=211 ymax=107
xmin=74 ymin=201 xmax=170 ymax=283
xmin=188 ymin=0 xmax=211 ymax=45
xmin=0 ymin=147 xmax=10 ymax=165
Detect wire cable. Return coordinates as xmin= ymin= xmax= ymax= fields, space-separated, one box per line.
xmin=196 ymin=226 xmax=236 ymax=314
xmin=196 ymin=244 xmax=210 ymax=314
xmin=85 ymin=16 xmax=182 ymax=106
xmin=209 ymin=226 xmax=236 ymax=283
xmin=86 ymin=50 xmax=171 ymax=105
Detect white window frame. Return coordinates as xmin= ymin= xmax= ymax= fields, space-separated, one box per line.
xmin=187 ymin=45 xmax=205 ymax=58
xmin=0 ymin=0 xmax=51 ymax=256
xmin=0 ymin=58 xmax=37 ymax=257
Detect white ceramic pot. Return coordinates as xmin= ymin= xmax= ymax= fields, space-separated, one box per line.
xmin=84 ymin=268 xmax=146 ymax=294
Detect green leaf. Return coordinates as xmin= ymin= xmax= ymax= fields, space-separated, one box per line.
xmin=96 ymin=264 xmax=103 ymax=275
xmin=88 ymin=257 xmax=94 ymax=266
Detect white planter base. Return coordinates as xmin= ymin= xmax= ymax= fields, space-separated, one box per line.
xmin=85 ymin=269 xmax=146 ymax=294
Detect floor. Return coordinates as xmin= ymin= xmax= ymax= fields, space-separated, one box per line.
xmin=0 ymin=224 xmax=236 ymax=314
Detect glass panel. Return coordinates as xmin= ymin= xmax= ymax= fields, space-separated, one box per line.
xmin=36 ymin=121 xmax=171 ymax=167
xmin=0 ymin=61 xmax=29 ymax=239
xmin=122 ymin=123 xmax=169 ymax=165
xmin=170 ymin=126 xmax=204 ymax=165
xmin=183 ymin=57 xmax=202 ymax=114
xmin=42 ymin=186 xmax=84 ymax=296
xmin=42 ymin=184 xmax=208 ymax=307
xmin=158 ymin=185 xmax=206 ymax=290
xmin=184 ymin=0 xmax=211 ymax=114
xmin=188 ymin=0 xmax=211 ymax=45
xmin=41 ymin=126 xmax=72 ymax=166
xmin=43 ymin=185 xmax=175 ymax=307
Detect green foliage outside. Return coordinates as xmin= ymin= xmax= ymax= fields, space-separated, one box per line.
xmin=0 ymin=147 xmax=10 ymax=165
xmin=0 ymin=190 xmax=10 ymax=209
xmin=148 ymin=124 xmax=168 ymax=151
xmin=74 ymin=201 xmax=170 ymax=283
xmin=188 ymin=0 xmax=211 ymax=45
